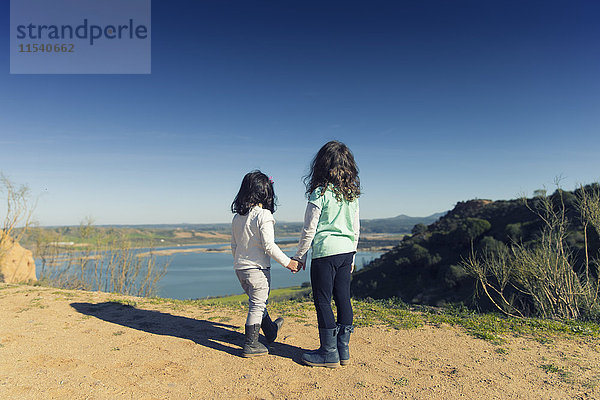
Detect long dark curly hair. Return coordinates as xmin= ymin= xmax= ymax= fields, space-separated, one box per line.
xmin=304 ymin=140 xmax=360 ymax=202
xmin=231 ymin=170 xmax=276 ymax=215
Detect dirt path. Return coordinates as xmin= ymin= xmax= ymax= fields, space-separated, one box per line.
xmin=1 ymin=283 xmax=598 ymax=399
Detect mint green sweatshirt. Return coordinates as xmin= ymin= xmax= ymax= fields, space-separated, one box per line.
xmin=295 ymin=186 xmax=360 ymax=261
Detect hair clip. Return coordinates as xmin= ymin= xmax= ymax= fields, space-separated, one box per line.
xmin=269 ymin=176 xmax=274 ymax=184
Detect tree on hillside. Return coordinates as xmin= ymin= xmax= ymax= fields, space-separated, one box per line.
xmin=411 ymin=223 xmax=427 ymax=235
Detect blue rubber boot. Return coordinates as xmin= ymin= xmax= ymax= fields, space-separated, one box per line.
xmin=337 ymin=324 xmax=354 ymax=366
xmin=261 ymin=313 xmax=284 ymax=344
xmin=302 ymin=328 xmax=340 ymax=368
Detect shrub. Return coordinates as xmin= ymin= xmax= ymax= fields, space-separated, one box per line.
xmin=33 ymin=220 xmax=169 ymax=297
xmin=462 ymin=185 xmax=600 ymax=320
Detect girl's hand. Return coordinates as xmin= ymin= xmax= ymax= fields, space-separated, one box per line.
xmin=286 ymin=259 xmax=299 ymax=273
xmin=291 ymin=257 xmax=305 ymax=272
xmin=351 ymin=264 xmax=355 ymax=273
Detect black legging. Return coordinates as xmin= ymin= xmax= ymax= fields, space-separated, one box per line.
xmin=310 ymin=252 xmax=354 ymax=329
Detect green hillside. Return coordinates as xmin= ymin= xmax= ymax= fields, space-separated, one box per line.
xmin=351 ymin=185 xmax=600 ymax=320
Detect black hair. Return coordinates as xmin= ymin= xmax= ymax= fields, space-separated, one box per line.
xmin=231 ymin=170 xmax=276 ymax=215
xmin=304 ymin=140 xmax=360 ymax=202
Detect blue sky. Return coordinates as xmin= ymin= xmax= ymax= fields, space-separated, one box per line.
xmin=1 ymin=0 xmax=599 ymax=226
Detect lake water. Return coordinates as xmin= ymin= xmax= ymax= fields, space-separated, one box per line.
xmin=155 ymin=244 xmax=382 ymax=300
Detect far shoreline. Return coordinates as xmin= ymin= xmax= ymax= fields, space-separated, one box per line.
xmin=40 ymin=233 xmax=403 ymax=258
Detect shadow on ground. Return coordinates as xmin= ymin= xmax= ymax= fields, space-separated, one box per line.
xmin=70 ymin=302 xmax=304 ymax=364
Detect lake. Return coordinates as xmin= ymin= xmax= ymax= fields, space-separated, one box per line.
xmin=155 ymin=244 xmax=382 ymax=300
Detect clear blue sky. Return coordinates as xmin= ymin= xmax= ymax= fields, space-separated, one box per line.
xmin=1 ymin=0 xmax=599 ymax=226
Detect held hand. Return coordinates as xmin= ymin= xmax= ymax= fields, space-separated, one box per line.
xmin=286 ymin=259 xmax=299 ymax=273
xmin=292 ymin=257 xmax=306 ymax=271
xmin=351 ymin=264 xmax=355 ymax=273
xmin=290 ymin=257 xmax=305 ymax=272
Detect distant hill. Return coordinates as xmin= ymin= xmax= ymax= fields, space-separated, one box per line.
xmin=350 ymin=187 xmax=600 ymax=310
xmin=360 ymin=212 xmax=446 ymax=234
xmin=276 ymin=212 xmax=446 ymax=235
xmin=100 ymin=213 xmax=446 ymax=236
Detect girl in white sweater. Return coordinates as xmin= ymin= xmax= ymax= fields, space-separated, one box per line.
xmin=231 ymin=170 xmax=299 ymax=357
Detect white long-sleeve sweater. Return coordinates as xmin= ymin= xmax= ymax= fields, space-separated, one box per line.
xmin=231 ymin=205 xmax=291 ymax=270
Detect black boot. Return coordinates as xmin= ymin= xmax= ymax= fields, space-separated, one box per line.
xmin=242 ymin=324 xmax=268 ymax=357
xmin=337 ymin=324 xmax=353 ymax=366
xmin=302 ymin=328 xmax=340 ymax=368
xmin=261 ymin=313 xmax=284 ymax=344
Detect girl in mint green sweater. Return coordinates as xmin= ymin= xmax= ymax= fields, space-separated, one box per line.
xmin=294 ymin=140 xmax=360 ymax=368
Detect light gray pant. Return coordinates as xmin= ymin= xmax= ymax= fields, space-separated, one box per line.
xmin=236 ymin=268 xmax=271 ymax=326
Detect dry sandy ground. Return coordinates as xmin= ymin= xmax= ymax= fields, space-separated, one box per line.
xmin=1 ymin=283 xmax=599 ymax=400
